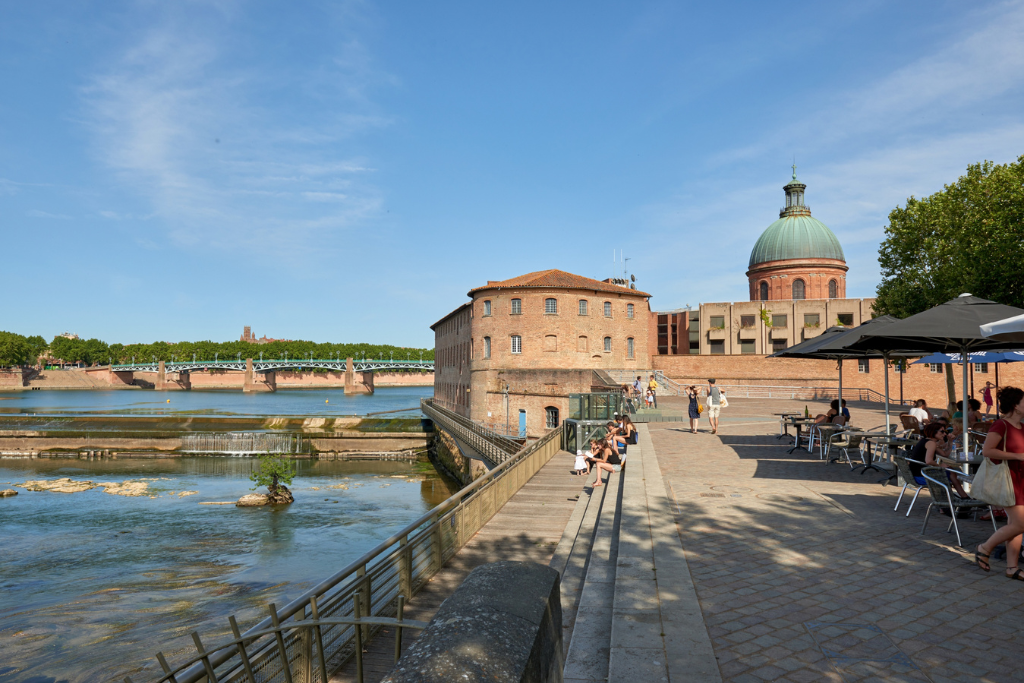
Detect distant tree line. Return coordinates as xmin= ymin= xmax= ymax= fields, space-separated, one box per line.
xmin=0 ymin=332 xmax=434 ymax=368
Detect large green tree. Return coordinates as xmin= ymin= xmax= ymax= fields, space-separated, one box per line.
xmin=0 ymin=331 xmax=32 ymax=367
xmin=874 ymin=156 xmax=1024 ymax=317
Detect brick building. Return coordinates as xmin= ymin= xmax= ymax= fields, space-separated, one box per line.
xmin=431 ymin=270 xmax=651 ymax=436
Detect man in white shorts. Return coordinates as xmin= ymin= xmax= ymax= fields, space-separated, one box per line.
xmin=706 ymin=378 xmax=723 ymax=434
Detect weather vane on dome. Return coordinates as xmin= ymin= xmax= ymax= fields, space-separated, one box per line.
xmin=791 ymin=162 xmax=797 ymax=180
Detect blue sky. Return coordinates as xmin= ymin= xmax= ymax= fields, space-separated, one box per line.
xmin=3 ymin=1 xmax=1023 ymax=348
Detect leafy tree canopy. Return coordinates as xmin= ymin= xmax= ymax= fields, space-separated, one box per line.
xmin=874 ymin=156 xmax=1024 ymax=318
xmin=249 ymin=454 xmax=296 ymax=494
xmin=0 ymin=331 xmax=33 ymax=368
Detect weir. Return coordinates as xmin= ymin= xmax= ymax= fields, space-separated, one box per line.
xmin=180 ymin=432 xmax=308 ymax=455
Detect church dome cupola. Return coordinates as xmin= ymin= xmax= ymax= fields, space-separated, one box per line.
xmin=746 ymin=167 xmax=849 ymax=301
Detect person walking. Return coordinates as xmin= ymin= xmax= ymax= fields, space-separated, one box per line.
xmin=686 ymin=385 xmax=701 ymax=433
xmin=980 ymin=381 xmax=995 ymax=416
xmin=648 ymin=374 xmax=658 ymax=409
xmin=706 ymin=378 xmax=723 ymax=434
xmin=974 ymin=386 xmax=1024 ymax=580
xmin=633 ymin=375 xmax=643 ymax=400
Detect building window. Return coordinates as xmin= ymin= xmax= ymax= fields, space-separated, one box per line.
xmin=804 ymin=313 xmax=820 ymax=328
xmin=511 ymin=298 xmax=521 ymax=315
xmin=792 ymin=279 xmax=805 ymax=300
xmin=545 ymin=406 xmax=559 ymax=429
xmin=829 ymin=279 xmax=838 ymax=299
xmin=894 ymin=359 xmax=908 ymax=373
xmin=837 ymin=313 xmax=854 ymax=327
xmin=709 ymin=340 xmax=725 ymax=355
xmin=604 ymin=301 xmax=612 ymax=317
xmin=689 ymin=330 xmax=700 ymax=353
xmin=627 ymin=337 xmax=634 ymax=359
xmin=858 ymin=359 xmax=870 ymax=373
xmin=627 ymin=303 xmax=634 ymax=319
xmin=740 ymin=315 xmax=756 ymax=328
xmin=975 ymin=363 xmax=988 ymax=373
xmin=772 ymin=314 xmax=787 ymax=328
xmin=483 ymin=300 xmax=491 ymax=316
xmin=709 ymin=315 xmax=725 ymax=329
xmin=772 ymin=338 xmax=787 ymax=351
xmin=603 ymin=336 xmax=612 ymax=352
xmin=483 ymin=336 xmax=491 ymax=359
xmin=740 ymin=339 xmax=755 ymax=354
xmin=579 ymin=300 xmax=588 ymax=316
xmin=759 ymin=281 xmax=769 ymax=301
xmin=544 ymin=298 xmax=557 ymax=314
xmin=929 ymin=363 xmax=942 ymax=373
xmin=511 ymin=335 xmax=522 ymax=354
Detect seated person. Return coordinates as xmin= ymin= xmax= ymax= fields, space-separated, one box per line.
xmin=585 ymin=439 xmax=618 ymax=487
xmin=814 ymin=399 xmax=843 ymax=425
xmin=909 ymin=422 xmax=968 ymax=497
xmin=840 ymin=399 xmax=851 ymax=424
xmin=908 ymin=399 xmax=930 ymax=428
xmin=621 ymin=415 xmax=638 ymax=444
xmin=606 ymin=420 xmax=628 ymax=453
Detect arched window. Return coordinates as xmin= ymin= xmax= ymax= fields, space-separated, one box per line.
xmin=792 ymin=279 xmax=805 ymax=300
xmin=627 ymin=337 xmax=635 ymax=359
xmin=511 ymin=335 xmax=522 ymax=354
xmin=759 ymin=281 xmax=769 ymax=301
xmin=483 ymin=336 xmax=491 ymax=359
xmin=578 ymin=300 xmax=588 ymax=315
xmin=828 ymin=279 xmax=838 ymax=299
xmin=511 ymin=298 xmax=522 ymax=315
xmin=604 ymin=336 xmax=612 ymax=352
xmin=545 ymin=298 xmax=557 ymax=314
xmin=604 ymin=301 xmax=612 ymax=317
xmin=545 ymin=406 xmax=559 ymax=429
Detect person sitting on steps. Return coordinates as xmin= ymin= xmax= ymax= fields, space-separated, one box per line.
xmin=585 ymin=439 xmax=618 ymax=487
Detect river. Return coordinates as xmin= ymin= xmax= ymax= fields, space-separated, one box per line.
xmin=0 ymin=386 xmax=433 ymax=417
xmin=0 ymin=453 xmax=456 ymax=682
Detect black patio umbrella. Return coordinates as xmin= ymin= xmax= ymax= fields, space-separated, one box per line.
xmin=847 ymin=294 xmax=1024 ymax=459
xmin=770 ymin=315 xmax=907 ymax=432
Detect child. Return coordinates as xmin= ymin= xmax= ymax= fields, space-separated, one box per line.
xmin=573 ymin=450 xmax=588 ymax=476
xmin=645 ymin=389 xmax=654 ymax=408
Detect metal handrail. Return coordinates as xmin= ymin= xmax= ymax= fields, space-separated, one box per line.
xmin=132 ymin=422 xmax=564 ymax=683
xmin=131 ymin=595 xmax=427 ymax=683
xmin=421 ymin=399 xmax=521 ymax=464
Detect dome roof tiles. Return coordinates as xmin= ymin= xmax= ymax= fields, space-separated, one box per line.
xmin=748 ymin=215 xmax=845 ymax=268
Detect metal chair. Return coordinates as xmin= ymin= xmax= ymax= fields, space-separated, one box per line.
xmin=920 ymin=466 xmax=997 ymax=547
xmin=900 ymin=413 xmax=922 ymax=435
xmin=826 ymin=428 xmax=861 ymax=467
xmin=893 ymin=455 xmax=927 ymax=516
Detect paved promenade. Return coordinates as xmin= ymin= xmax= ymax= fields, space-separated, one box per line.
xmin=650 ymin=397 xmax=1024 ymax=682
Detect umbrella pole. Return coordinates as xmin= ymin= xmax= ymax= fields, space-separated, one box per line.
xmin=961 ymin=346 xmax=970 ymax=472
xmin=838 ymin=359 xmax=843 ymax=409
xmin=884 ymin=352 xmax=891 ymax=435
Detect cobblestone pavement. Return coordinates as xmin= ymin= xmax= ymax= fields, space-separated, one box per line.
xmin=650 ymin=397 xmax=1024 ymax=683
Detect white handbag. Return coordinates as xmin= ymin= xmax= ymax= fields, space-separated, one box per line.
xmin=971 ymin=426 xmax=1016 ymax=507
xmin=719 ymin=393 xmax=729 ymax=408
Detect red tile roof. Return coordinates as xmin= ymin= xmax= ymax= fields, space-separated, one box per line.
xmin=468 ymin=269 xmax=651 ymax=297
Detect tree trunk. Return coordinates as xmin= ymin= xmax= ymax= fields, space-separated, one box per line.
xmin=944 ymin=364 xmax=957 ymax=414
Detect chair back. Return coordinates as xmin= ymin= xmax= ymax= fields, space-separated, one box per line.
xmin=894 ymin=454 xmax=919 ymax=483
xmin=832 ymin=415 xmax=847 ymax=427
xmin=900 ymin=414 xmax=921 ymax=433
xmin=921 ymin=466 xmax=953 ymax=508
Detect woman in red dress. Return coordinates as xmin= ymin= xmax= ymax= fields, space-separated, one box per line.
xmin=976 ymin=387 xmax=1024 ymax=580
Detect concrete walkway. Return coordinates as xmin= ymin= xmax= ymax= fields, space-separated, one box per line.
xmin=331 ymin=448 xmax=582 ymax=683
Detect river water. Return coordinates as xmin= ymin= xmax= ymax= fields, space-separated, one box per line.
xmin=0 ymin=455 xmax=457 ymax=683
xmin=0 ymin=386 xmax=433 ymax=417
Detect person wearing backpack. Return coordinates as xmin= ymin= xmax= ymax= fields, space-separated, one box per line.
xmin=705 ymin=378 xmax=726 ymax=434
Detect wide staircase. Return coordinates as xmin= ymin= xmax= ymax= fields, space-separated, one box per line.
xmin=550 ymin=426 xmax=721 ymax=683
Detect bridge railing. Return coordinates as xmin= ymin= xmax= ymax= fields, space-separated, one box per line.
xmin=131 ymin=420 xmax=564 ymax=683
xmin=420 ymin=399 xmax=522 ymax=464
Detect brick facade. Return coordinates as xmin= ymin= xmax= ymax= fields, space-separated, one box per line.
xmin=746 ymin=257 xmax=848 ymax=301
xmin=432 ymin=270 xmax=651 ymax=435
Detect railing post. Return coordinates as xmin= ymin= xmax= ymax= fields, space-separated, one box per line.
xmin=300 ymin=605 xmax=313 ymax=683
xmin=356 ymin=565 xmax=372 ymax=642
xmin=398 ymin=535 xmax=412 ymax=600
xmin=431 ymin=512 xmax=443 ymax=573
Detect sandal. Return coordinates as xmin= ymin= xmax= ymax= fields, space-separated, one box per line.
xmin=975 ymin=546 xmax=991 ymax=572
xmin=1007 ymin=567 xmax=1024 ymax=581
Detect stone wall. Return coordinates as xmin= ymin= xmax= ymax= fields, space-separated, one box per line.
xmin=432 ymin=429 xmax=489 ymax=486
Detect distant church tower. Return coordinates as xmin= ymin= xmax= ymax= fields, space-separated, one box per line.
xmin=746 ymin=167 xmax=848 ymax=301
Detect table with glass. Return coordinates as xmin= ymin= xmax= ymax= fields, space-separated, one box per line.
xmin=774 ymin=412 xmax=803 ymax=441
xmin=786 ymin=417 xmax=820 ymax=454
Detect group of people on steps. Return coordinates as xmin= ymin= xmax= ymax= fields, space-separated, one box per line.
xmin=573 ymin=413 xmax=637 ymax=486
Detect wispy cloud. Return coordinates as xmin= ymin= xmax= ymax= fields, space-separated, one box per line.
xmin=27 ymin=209 xmax=72 ymax=219
xmin=80 ymin=6 xmax=392 ymax=262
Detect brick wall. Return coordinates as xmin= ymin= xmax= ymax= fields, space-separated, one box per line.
xmin=746 ymin=257 xmax=848 ymax=300
xmin=433 ymin=303 xmax=473 ymax=417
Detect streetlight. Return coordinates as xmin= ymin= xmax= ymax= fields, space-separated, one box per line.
xmin=504 ymin=383 xmax=510 ymax=435
xmin=215 ymin=353 xmax=219 ymax=362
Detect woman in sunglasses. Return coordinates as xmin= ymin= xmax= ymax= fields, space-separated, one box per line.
xmin=907 ymin=422 xmax=969 ymax=498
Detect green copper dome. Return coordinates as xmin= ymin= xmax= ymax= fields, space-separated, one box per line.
xmin=748 ymin=169 xmax=845 ymax=268
xmin=748 ymin=215 xmax=845 ymax=267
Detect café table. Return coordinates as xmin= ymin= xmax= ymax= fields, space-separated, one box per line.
xmin=774 ymin=412 xmax=802 ymax=441
xmin=786 ymin=417 xmax=819 ymax=454
xmin=861 ymin=433 xmax=915 ymax=477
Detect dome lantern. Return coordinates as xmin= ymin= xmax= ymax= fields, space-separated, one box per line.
xmin=781 ymin=164 xmax=810 ymax=217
